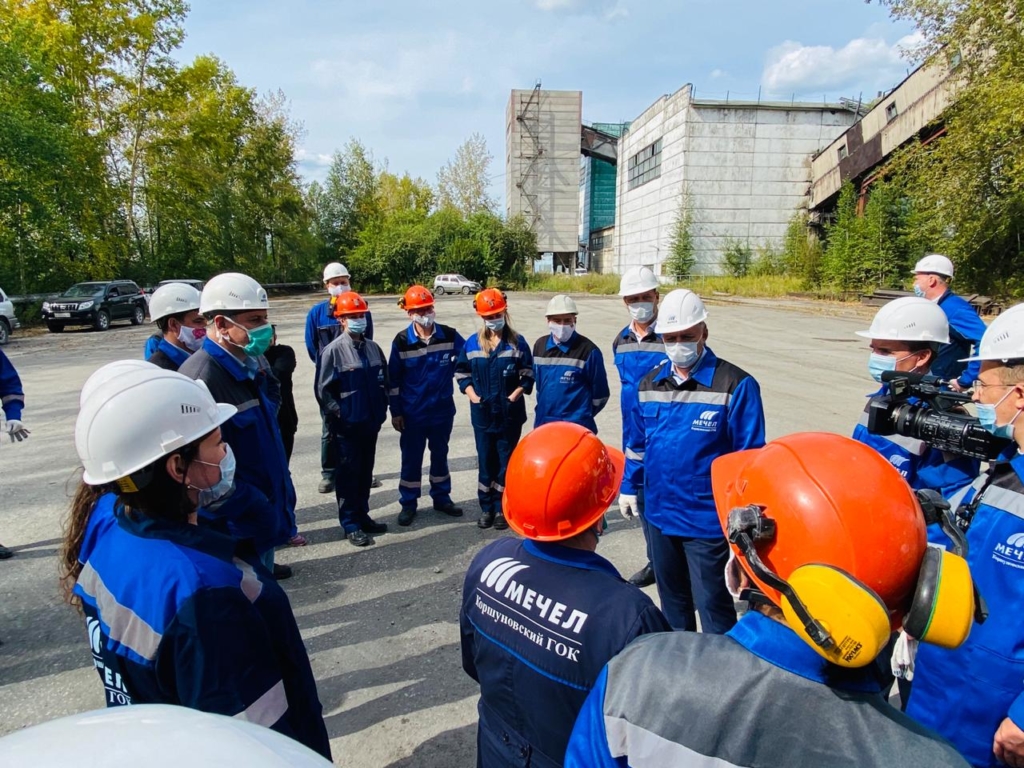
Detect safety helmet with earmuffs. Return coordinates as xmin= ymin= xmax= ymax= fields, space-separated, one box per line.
xmin=473 ymin=288 xmax=507 ymax=316
xmin=712 ymin=432 xmax=980 ymax=669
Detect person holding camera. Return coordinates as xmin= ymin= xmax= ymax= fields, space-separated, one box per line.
xmin=853 ymin=297 xmax=979 ymax=498
xmin=906 ymin=305 xmax=1024 ymax=768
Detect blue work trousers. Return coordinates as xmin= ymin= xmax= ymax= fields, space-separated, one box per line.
xmin=648 ymin=523 xmax=737 ymax=634
xmin=473 ymin=425 xmax=522 ymax=515
xmin=320 ymin=405 xmax=337 ymax=481
xmin=333 ymin=424 xmax=380 ymax=533
xmin=399 ymin=420 xmax=455 ymax=510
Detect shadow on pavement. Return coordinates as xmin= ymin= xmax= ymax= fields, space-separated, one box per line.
xmin=382 ymin=723 xmax=477 ymax=768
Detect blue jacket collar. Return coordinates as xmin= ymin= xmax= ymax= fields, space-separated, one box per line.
xmin=727 ymin=610 xmax=881 ymax=692
xmin=1009 ymin=450 xmax=1024 ymax=481
xmin=619 ymin=324 xmax=658 ymax=343
xmin=203 ymin=337 xmax=257 ymax=381
xmin=114 ymin=504 xmax=247 ymax=562
xmin=545 ymin=330 xmax=577 ymax=352
xmin=654 ymin=346 xmax=717 ymax=387
xmin=406 ymin=323 xmax=446 ymax=344
xmin=523 ymin=540 xmax=622 ymax=579
xmin=157 ymin=339 xmax=190 ymax=367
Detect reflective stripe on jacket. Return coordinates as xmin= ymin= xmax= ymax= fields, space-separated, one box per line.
xmin=533 ymin=331 xmax=610 ymax=434
xmin=612 ymin=324 xmax=663 ymax=451
xmin=303 ymin=299 xmax=374 ymax=363
xmin=0 ymin=348 xmax=24 ymax=421
xmin=317 ymin=330 xmax=388 ymax=428
xmin=455 ymin=331 xmax=535 ymax=432
xmin=388 ymin=323 xmax=465 ymax=426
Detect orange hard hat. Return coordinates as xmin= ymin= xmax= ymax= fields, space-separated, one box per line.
xmin=399 ymin=285 xmax=434 ymax=311
xmin=503 ymin=422 xmax=624 ymax=541
xmin=473 ymin=288 xmax=507 ymax=316
xmin=712 ymin=432 xmax=926 ymax=622
xmin=332 ymin=291 xmax=369 ymax=318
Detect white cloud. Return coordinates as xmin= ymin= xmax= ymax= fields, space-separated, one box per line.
xmin=710 ymin=68 xmax=727 ymax=80
xmin=295 ymin=148 xmax=333 ymax=167
xmin=761 ymin=32 xmax=924 ymax=95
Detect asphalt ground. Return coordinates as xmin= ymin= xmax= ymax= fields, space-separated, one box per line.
xmin=0 ymin=291 xmax=878 ymax=765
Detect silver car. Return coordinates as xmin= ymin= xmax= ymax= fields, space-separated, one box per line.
xmin=433 ymin=274 xmax=482 ymax=295
xmin=0 ymin=287 xmax=20 ymax=345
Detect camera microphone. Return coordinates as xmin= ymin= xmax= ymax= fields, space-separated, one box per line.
xmin=880 ymin=370 xmax=947 ymax=387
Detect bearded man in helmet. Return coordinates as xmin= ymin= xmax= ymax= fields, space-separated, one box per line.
xmin=388 ymin=285 xmax=466 ymax=527
xmin=621 ymin=288 xmax=765 ymax=633
xmin=461 ymin=422 xmax=670 ymax=768
xmin=906 ymin=305 xmax=1024 ymax=768
xmin=566 ymin=433 xmax=975 ymax=768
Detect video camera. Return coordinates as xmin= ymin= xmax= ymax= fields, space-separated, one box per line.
xmin=865 ymin=371 xmax=1011 ymax=461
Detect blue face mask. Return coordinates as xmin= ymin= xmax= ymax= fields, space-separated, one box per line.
xmin=868 ymin=353 xmax=897 ymax=383
xmin=913 ymin=284 xmax=926 ymax=298
xmin=484 ymin=317 xmax=506 ymax=333
xmin=347 ymin=317 xmax=367 ymax=335
xmin=977 ymin=388 xmax=1020 ymax=439
xmin=191 ymin=445 xmax=236 ymax=509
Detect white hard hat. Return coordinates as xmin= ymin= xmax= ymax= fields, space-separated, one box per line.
xmin=961 ymin=303 xmax=1023 ymax=362
xmin=149 ymin=282 xmax=202 ymax=323
xmin=654 ymin=289 xmax=708 ymax=334
xmin=545 ymin=294 xmax=578 ymax=316
xmin=199 ymin=273 xmax=269 ymax=314
xmin=323 ymin=262 xmax=350 ymax=282
xmin=913 ymin=254 xmax=954 ymax=279
xmin=618 ymin=266 xmax=660 ymax=297
xmin=0 ymin=704 xmax=333 ymax=767
xmin=76 ymin=371 xmax=236 ymax=485
xmin=79 ymin=360 xmax=164 ymax=407
xmin=855 ymin=296 xmax=950 ymax=343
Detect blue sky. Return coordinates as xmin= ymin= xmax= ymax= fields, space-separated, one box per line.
xmin=177 ymin=1 xmax=917 ymax=204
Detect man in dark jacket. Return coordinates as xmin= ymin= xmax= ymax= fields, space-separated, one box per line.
xmin=145 ymin=282 xmax=207 ymax=371
xmin=461 ymin=422 xmax=670 ymax=768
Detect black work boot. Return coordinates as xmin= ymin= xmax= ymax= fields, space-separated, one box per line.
xmin=397 ymin=507 xmax=417 ymax=527
xmin=348 ymin=529 xmax=372 ymax=547
xmin=318 ymin=477 xmax=335 ymax=494
xmin=361 ymin=519 xmax=388 ymax=535
xmin=629 ymin=563 xmax=656 ymax=587
xmin=478 ymin=511 xmax=495 ymax=529
xmin=493 ymin=513 xmax=508 ymax=531
xmin=433 ymin=501 xmax=463 ymax=517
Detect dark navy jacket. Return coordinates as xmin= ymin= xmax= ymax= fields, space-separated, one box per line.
xmin=532 ymin=331 xmax=610 ymax=434
xmin=73 ymin=494 xmax=331 ymax=760
xmin=317 ymin=330 xmax=388 ymax=430
xmin=0 ymin=348 xmax=25 ymax=421
xmin=624 ymin=348 xmax=766 ymax=537
xmin=853 ymin=387 xmax=977 ymax=498
xmin=612 ymin=324 xmax=663 ymax=465
xmin=303 ymin=298 xmax=373 ymax=363
xmin=566 ymin=611 xmax=966 ymax=768
xmin=149 ymin=339 xmax=190 ymax=371
xmin=933 ymin=290 xmax=987 ymax=388
xmin=461 ymin=537 xmax=669 ymax=767
xmin=388 ymin=323 xmax=465 ymax=427
xmin=179 ymin=339 xmax=297 ymax=550
xmin=909 ymin=452 xmax=1024 ymax=767
xmin=455 ymin=332 xmax=535 ymax=433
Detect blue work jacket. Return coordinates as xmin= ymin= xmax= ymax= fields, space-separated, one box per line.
xmin=455 ymin=332 xmax=535 ymax=433
xmin=566 ymin=611 xmax=967 ymax=768
xmin=143 ymin=333 xmax=161 ymax=360
xmin=612 ymin=324 xmax=663 ymax=452
xmin=623 ymin=348 xmax=766 ymax=538
xmin=908 ymin=452 xmax=1024 ymax=767
xmin=317 ymin=330 xmax=388 ymax=429
xmin=73 ymin=494 xmax=331 ymax=760
xmin=303 ymin=298 xmax=373 ymax=363
xmin=179 ymin=339 xmax=297 ymax=551
xmin=532 ymin=331 xmax=610 ymax=434
xmin=0 ymin=348 xmax=24 ymax=421
xmin=388 ymin=323 xmax=465 ymax=427
xmin=148 ymin=338 xmax=189 ymax=371
xmin=933 ymin=291 xmax=987 ymax=388
xmin=461 ymin=537 xmax=669 ymax=768
xmin=852 ymin=387 xmax=978 ymax=499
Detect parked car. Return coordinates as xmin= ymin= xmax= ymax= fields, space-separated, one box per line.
xmin=433 ymin=274 xmax=482 ymax=295
xmin=0 ymin=287 xmax=21 ymax=345
xmin=573 ymin=267 xmax=589 ymax=276
xmin=143 ymin=279 xmax=204 ymax=305
xmin=41 ymin=280 xmax=148 ymax=333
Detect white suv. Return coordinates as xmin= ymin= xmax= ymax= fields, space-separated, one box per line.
xmin=433 ymin=274 xmax=482 ymax=295
xmin=0 ymin=287 xmax=20 ymax=345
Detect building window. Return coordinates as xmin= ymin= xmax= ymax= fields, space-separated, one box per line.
xmin=627 ymin=138 xmax=662 ymax=190
xmin=886 ymin=102 xmax=899 ymax=123
xmin=590 ymin=233 xmax=607 ymax=251
xmin=837 ymin=144 xmax=848 ymax=161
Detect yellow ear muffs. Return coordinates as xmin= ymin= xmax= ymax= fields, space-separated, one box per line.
xmin=903 ymin=547 xmax=975 ymax=648
xmin=781 ymin=564 xmax=891 ymax=668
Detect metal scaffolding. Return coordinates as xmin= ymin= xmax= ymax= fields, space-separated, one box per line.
xmin=514 ymin=83 xmax=543 ymax=226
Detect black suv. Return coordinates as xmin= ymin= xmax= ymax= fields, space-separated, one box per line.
xmin=42 ymin=280 xmax=148 ymax=333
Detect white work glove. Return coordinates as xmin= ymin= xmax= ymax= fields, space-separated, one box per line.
xmin=890 ymin=631 xmax=919 ymax=681
xmin=6 ymin=419 xmax=29 ymax=443
xmin=618 ymin=494 xmax=639 ymax=520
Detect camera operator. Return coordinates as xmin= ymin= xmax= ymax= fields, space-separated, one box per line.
xmin=854 ymin=297 xmax=979 ymax=498
xmin=906 ymin=305 xmax=1024 ymax=768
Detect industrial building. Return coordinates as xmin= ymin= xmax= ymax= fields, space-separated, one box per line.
xmin=580 ymin=122 xmax=628 ymax=273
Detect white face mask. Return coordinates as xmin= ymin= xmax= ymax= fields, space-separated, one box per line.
xmin=665 ymin=341 xmax=701 ymax=369
xmin=484 ymin=317 xmax=506 ymax=333
xmin=177 ymin=324 xmax=206 ymax=353
xmin=188 ymin=445 xmax=236 ymax=509
xmin=629 ymin=302 xmax=655 ymax=324
xmin=328 ymin=284 xmax=350 ymax=297
xmin=412 ymin=311 xmax=435 ymax=329
xmin=549 ymin=322 xmax=574 ymax=344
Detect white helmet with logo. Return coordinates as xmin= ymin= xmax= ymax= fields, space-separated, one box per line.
xmin=323 ymin=262 xmax=350 ymax=282
xmin=0 ymin=704 xmax=333 ymax=767
xmin=545 ymin=295 xmax=578 ymax=316
xmin=913 ymin=254 xmax=955 ymax=279
xmin=654 ymin=289 xmax=708 ymax=334
xmin=76 ymin=371 xmax=236 ymax=486
xmin=855 ymin=297 xmax=950 ymax=343
xmin=618 ymin=266 xmax=660 ymax=297
xmin=199 ymin=273 xmax=268 ymax=314
xmin=961 ymin=303 xmax=1024 ymax=362
xmin=149 ymin=282 xmax=202 ymax=323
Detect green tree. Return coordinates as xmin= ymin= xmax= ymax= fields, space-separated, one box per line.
xmin=780 ymin=212 xmax=824 ymax=285
xmin=437 ymin=133 xmax=495 ymax=216
xmin=665 ymin=190 xmax=696 ymax=279
xmin=320 ymin=139 xmax=379 ymax=257
xmin=722 ymin=239 xmax=753 ymax=277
